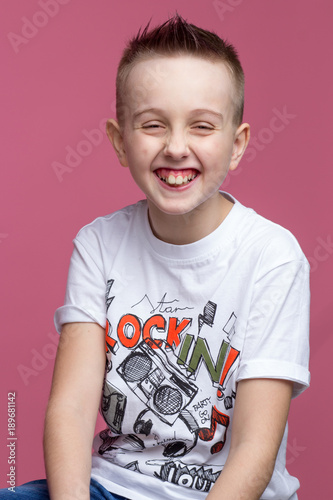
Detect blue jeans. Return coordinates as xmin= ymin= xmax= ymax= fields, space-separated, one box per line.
xmin=0 ymin=478 xmax=128 ymax=499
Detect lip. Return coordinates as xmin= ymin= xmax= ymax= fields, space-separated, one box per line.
xmin=154 ymin=169 xmax=200 ymax=190
xmin=153 ymin=166 xmax=200 ymax=173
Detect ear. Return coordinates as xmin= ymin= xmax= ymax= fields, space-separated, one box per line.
xmin=229 ymin=123 xmax=250 ymax=172
xmin=106 ymin=119 xmax=128 ymax=168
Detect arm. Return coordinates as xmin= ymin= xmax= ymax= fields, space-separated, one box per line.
xmin=206 ymin=378 xmax=293 ymax=500
xmin=43 ymin=322 xmax=105 ymax=500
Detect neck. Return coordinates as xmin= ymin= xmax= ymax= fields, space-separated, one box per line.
xmin=147 ymin=193 xmax=234 ymax=245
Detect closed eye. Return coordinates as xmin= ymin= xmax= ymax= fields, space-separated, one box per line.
xmin=140 ymin=123 xmax=166 ymax=135
xmin=142 ymin=122 xmax=164 ymax=129
xmin=192 ymin=122 xmax=215 ymax=130
xmin=191 ymin=123 xmax=215 ymax=134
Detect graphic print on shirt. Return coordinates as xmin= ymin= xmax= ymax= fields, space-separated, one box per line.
xmin=150 ymin=459 xmax=221 ymax=492
xmin=99 ymin=279 xmax=240 ymax=492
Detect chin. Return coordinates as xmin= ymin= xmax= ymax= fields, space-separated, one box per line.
xmin=154 ymin=204 xmax=200 ymax=217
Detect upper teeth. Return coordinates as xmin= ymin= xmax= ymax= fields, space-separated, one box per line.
xmin=157 ymin=173 xmax=196 ymax=185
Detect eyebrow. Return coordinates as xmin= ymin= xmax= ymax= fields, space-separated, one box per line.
xmin=133 ymin=108 xmax=161 ymax=120
xmin=133 ymin=108 xmax=224 ymax=121
xmin=190 ymin=109 xmax=224 ymax=121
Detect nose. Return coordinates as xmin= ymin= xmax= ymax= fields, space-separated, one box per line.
xmin=163 ymin=129 xmax=190 ymax=160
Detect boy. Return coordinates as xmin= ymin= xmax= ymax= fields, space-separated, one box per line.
xmin=1 ymin=14 xmax=310 ymax=500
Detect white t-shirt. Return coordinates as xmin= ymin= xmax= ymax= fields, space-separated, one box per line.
xmin=54 ymin=194 xmax=310 ymax=500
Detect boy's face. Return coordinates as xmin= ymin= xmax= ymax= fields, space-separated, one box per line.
xmin=108 ymin=56 xmax=249 ymax=223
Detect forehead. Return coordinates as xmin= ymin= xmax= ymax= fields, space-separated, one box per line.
xmin=123 ymin=55 xmax=235 ymax=118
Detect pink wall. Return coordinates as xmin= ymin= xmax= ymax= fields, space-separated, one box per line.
xmin=1 ymin=0 xmax=331 ymax=497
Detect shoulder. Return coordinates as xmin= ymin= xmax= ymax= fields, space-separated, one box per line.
xmin=74 ymin=200 xmax=147 ymax=250
xmin=228 ymin=195 xmax=309 ymax=274
xmin=248 ymin=211 xmax=305 ymax=260
xmin=247 ymin=212 xmax=309 ymax=286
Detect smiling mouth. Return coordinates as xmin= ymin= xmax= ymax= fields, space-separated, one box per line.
xmin=155 ymin=168 xmax=198 ymax=186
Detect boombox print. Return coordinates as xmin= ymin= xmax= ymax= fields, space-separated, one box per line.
xmin=117 ymin=340 xmax=198 ymax=425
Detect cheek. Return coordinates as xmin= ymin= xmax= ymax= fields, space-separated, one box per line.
xmin=123 ymin=138 xmax=143 ymax=164
xmin=213 ymin=142 xmax=234 ymax=165
xmin=199 ymin=144 xmax=230 ymax=168
xmin=128 ymin=135 xmax=158 ymax=157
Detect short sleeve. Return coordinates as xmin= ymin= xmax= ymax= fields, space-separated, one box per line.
xmin=54 ymin=237 xmax=107 ymax=333
xmin=237 ymin=251 xmax=310 ymax=398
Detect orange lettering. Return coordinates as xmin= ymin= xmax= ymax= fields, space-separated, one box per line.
xmin=143 ymin=315 xmax=165 ymax=348
xmin=167 ymin=318 xmax=192 ymax=349
xmin=117 ymin=314 xmax=141 ymax=348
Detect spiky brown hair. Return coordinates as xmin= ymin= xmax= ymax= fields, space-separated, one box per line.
xmin=116 ymin=14 xmax=244 ymax=126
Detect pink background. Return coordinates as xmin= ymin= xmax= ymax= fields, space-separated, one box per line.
xmin=1 ymin=0 xmax=332 ymax=497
